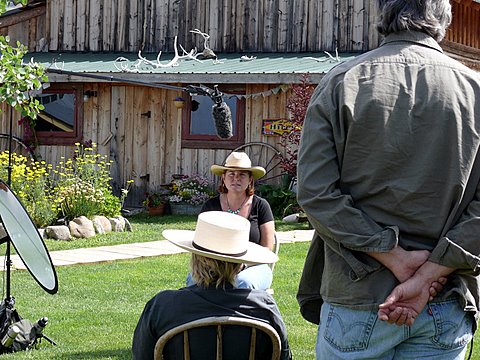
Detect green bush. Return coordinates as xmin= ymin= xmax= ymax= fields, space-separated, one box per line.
xmin=53 ymin=142 xmax=121 ymax=221
xmin=0 ymin=151 xmax=58 ymax=227
xmin=256 ymin=183 xmax=300 ymax=217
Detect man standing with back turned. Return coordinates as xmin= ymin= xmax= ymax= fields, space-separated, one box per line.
xmin=297 ymin=0 xmax=480 ymax=359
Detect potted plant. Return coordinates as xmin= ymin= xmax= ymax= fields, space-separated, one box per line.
xmin=143 ymin=190 xmax=169 ymax=216
xmin=173 ymin=97 xmax=185 ymax=109
xmin=168 ymin=174 xmax=214 ymax=215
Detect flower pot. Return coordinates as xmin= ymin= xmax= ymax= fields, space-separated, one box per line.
xmin=147 ymin=203 xmax=166 ymax=216
xmin=170 ymin=203 xmax=202 ymax=216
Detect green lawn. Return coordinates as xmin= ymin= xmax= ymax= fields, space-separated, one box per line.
xmin=1 ymin=214 xmax=317 ymax=359
xmin=4 ymin=214 xmax=478 ymax=359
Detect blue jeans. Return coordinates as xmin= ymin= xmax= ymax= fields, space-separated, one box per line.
xmin=317 ymin=298 xmax=473 ymax=359
xmin=186 ymin=264 xmax=273 ymax=290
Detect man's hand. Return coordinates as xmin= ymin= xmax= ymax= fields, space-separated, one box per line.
xmin=378 ymin=262 xmax=453 ymax=326
xmin=368 ymin=246 xmax=430 ymax=282
xmin=378 ymin=275 xmax=431 ymax=326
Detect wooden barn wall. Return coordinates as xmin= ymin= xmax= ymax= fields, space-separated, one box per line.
xmin=3 ymin=83 xmax=290 ymax=206
xmin=0 ymin=5 xmax=47 ymax=51
xmin=45 ymin=0 xmax=380 ymax=53
xmin=446 ymin=1 xmax=480 ymax=49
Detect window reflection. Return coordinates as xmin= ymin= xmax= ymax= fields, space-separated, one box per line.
xmin=35 ymin=93 xmax=75 ymax=133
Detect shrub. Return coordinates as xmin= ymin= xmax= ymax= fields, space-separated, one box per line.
xmin=53 ymin=142 xmax=121 ymax=221
xmin=256 ymin=184 xmax=300 ymax=217
xmin=0 ymin=151 xmax=58 ymax=227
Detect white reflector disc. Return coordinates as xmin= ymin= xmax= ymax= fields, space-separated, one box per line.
xmin=0 ymin=181 xmax=58 ymax=294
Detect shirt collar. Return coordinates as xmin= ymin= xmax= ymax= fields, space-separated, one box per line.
xmin=380 ymin=31 xmax=444 ymax=54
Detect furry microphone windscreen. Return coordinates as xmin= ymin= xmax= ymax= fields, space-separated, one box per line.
xmin=212 ymin=102 xmax=233 ymax=139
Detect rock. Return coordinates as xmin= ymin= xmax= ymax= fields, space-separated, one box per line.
xmin=109 ymin=217 xmax=125 ymax=232
xmin=46 ymin=225 xmax=71 ymax=240
xmin=92 ymin=221 xmax=105 ymax=235
xmin=38 ymin=228 xmax=46 ymax=239
xmin=124 ymin=217 xmax=133 ymax=232
xmin=92 ymin=215 xmax=112 ymax=234
xmin=0 ymin=224 xmax=7 ymax=240
xmin=69 ymin=216 xmax=96 ymax=239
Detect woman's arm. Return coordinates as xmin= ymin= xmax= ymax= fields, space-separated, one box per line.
xmin=259 ymin=220 xmax=275 ymax=250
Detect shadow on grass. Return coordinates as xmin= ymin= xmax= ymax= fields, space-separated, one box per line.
xmin=126 ymin=213 xmax=196 ymax=224
xmin=61 ymin=348 xmax=132 ymax=359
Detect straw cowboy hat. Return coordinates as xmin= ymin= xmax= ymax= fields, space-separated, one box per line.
xmin=211 ymin=152 xmax=266 ymax=180
xmin=163 ymin=211 xmax=278 ymax=265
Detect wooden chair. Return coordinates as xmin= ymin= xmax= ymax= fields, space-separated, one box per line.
xmin=154 ymin=316 xmax=282 ymax=360
xmin=266 ymin=234 xmax=280 ymax=295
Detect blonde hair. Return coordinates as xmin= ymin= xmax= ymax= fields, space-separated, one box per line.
xmin=191 ymin=254 xmax=243 ymax=289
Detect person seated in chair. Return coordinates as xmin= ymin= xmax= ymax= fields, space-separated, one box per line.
xmin=186 ymin=151 xmax=275 ymax=290
xmin=132 ymin=211 xmax=291 ymax=360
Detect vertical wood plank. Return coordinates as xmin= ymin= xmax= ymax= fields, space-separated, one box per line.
xmin=128 ymin=0 xmax=138 ymax=51
xmin=63 ymin=0 xmax=75 ymax=50
xmin=75 ymin=0 xmax=86 ymax=51
xmin=110 ymin=86 xmax=125 ymax=194
xmin=277 ymin=0 xmax=288 ymax=51
xmin=89 ymin=0 xmax=101 ymax=51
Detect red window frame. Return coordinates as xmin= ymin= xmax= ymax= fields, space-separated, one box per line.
xmin=181 ymin=85 xmax=245 ymax=149
xmin=32 ymin=84 xmax=83 ymax=146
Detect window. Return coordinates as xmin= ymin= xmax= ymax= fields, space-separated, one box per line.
xmin=181 ymin=85 xmax=245 ymax=149
xmin=30 ymin=84 xmax=83 ymax=145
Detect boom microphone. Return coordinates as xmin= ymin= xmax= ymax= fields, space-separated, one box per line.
xmin=211 ymin=86 xmax=233 ymax=139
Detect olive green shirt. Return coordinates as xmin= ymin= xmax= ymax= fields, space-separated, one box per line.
xmin=297 ymin=31 xmax=480 ymax=323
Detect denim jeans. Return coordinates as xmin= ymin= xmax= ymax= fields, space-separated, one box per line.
xmin=317 ymin=298 xmax=473 ymax=359
xmin=186 ymin=264 xmax=273 ymax=290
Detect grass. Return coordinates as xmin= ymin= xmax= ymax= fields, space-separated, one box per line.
xmin=0 ymin=214 xmax=317 ymax=359
xmin=43 ymin=213 xmax=312 ymax=252
xmin=6 ymin=214 xmax=478 ymax=359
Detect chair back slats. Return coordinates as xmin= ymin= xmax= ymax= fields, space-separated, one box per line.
xmin=183 ymin=330 xmax=190 ymax=360
xmin=249 ymin=327 xmax=257 ymax=360
xmin=216 ymin=324 xmax=222 ymax=360
xmin=154 ymin=316 xmax=281 ymax=360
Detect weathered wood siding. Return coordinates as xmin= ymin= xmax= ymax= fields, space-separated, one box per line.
xmin=0 ymin=4 xmax=46 ymax=51
xmin=0 ymin=84 xmax=291 ymax=205
xmin=446 ymin=0 xmax=480 ymax=49
xmin=44 ymin=0 xmax=379 ymax=53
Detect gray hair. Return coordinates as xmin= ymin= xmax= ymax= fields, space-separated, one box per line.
xmin=376 ymin=0 xmax=452 ymax=42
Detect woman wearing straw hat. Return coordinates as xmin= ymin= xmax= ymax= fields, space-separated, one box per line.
xmin=132 ymin=211 xmax=292 ymax=360
xmin=198 ymin=151 xmax=276 ymax=290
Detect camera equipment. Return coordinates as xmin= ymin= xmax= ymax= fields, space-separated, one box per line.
xmin=1 ymin=325 xmax=19 ymax=347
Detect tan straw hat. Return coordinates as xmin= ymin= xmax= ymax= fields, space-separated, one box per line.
xmin=211 ymin=152 xmax=266 ymax=180
xmin=163 ymin=211 xmax=278 ymax=265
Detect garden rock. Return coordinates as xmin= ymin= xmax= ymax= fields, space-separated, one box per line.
xmin=46 ymin=225 xmax=71 ymax=240
xmin=92 ymin=215 xmax=112 ymax=234
xmin=38 ymin=228 xmax=46 ymax=239
xmin=109 ymin=216 xmax=125 ymax=232
xmin=124 ymin=217 xmax=133 ymax=232
xmin=0 ymin=224 xmax=6 ymax=240
xmin=69 ymin=216 xmax=96 ymax=239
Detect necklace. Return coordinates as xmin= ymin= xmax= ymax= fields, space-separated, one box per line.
xmin=226 ymin=195 xmax=248 ymax=215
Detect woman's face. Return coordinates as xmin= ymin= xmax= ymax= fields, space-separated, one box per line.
xmin=223 ymin=170 xmax=252 ymax=193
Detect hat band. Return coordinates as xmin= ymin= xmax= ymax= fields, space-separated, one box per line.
xmin=192 ymin=241 xmax=248 ymax=257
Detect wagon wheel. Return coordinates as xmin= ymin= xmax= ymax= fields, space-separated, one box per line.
xmin=0 ymin=133 xmax=36 ymax=161
xmin=229 ymin=142 xmax=286 ymax=184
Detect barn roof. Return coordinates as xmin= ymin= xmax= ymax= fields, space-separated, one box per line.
xmin=28 ymin=51 xmax=359 ymax=84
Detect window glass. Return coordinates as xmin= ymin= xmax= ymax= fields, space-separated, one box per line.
xmin=30 ymin=85 xmax=83 ymax=145
xmin=190 ymin=96 xmax=237 ymax=135
xmin=35 ymin=93 xmax=75 ymax=132
xmin=182 ymin=85 xmax=245 ymax=150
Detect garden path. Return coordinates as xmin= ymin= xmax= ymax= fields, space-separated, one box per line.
xmin=8 ymin=230 xmax=314 ymax=270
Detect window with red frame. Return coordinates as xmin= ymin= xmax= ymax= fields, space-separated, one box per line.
xmin=181 ymin=85 xmax=245 ymax=149
xmin=29 ymin=84 xmax=83 ymax=146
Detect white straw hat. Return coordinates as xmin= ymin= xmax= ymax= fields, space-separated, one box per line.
xmin=163 ymin=211 xmax=278 ymax=265
xmin=211 ymin=152 xmax=266 ymax=180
